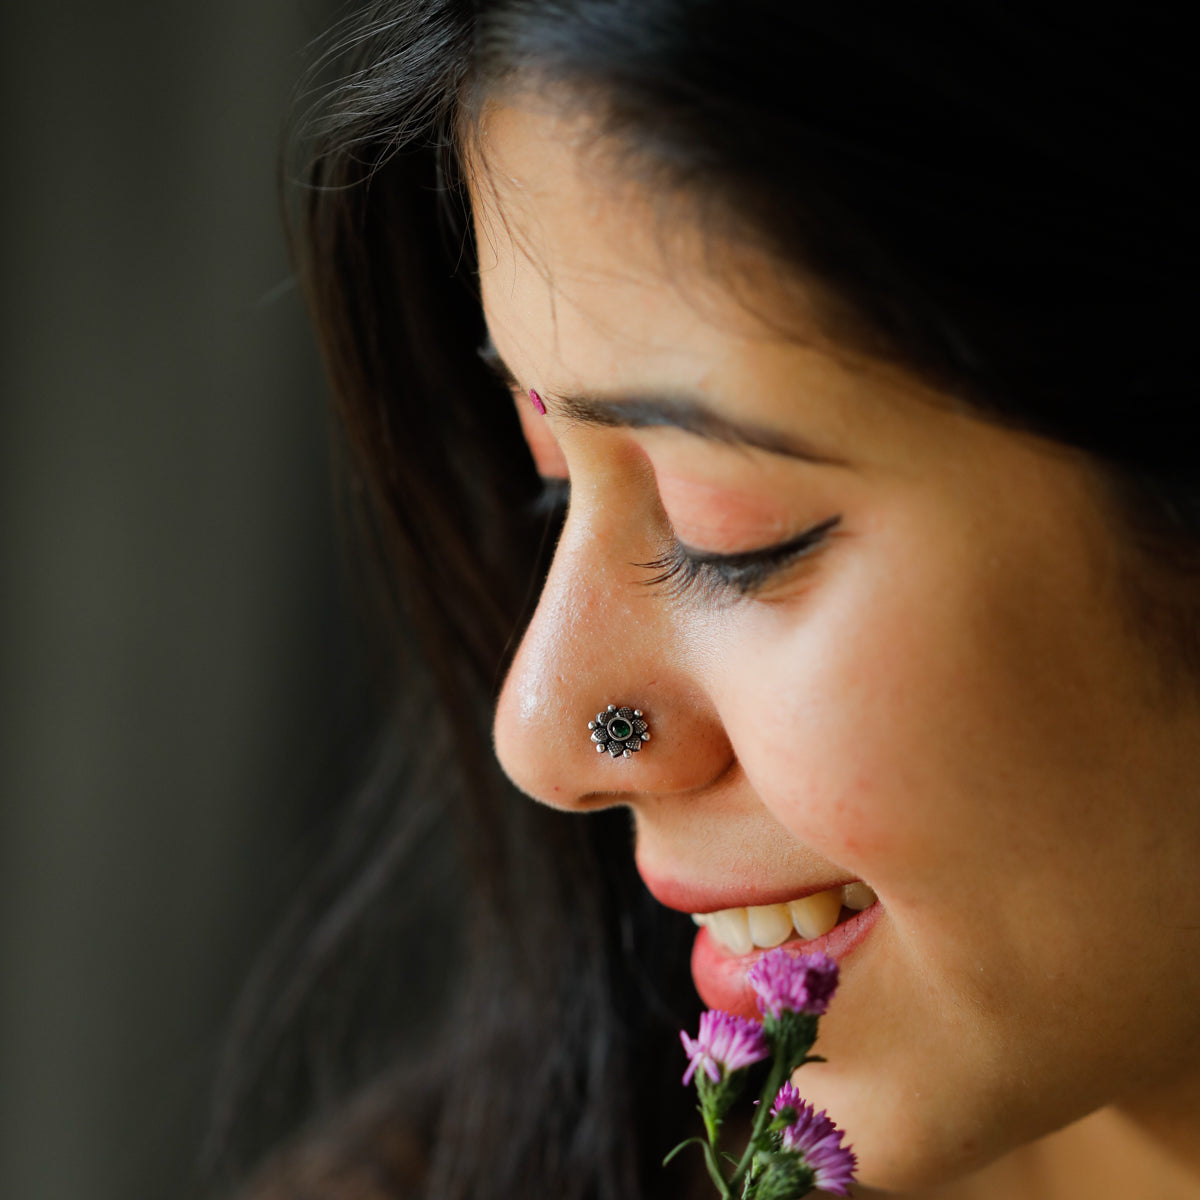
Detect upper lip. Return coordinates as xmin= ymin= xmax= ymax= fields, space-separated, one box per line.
xmin=639 ymin=871 xmax=860 ymax=914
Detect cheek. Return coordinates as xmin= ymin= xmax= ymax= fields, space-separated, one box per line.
xmin=721 ymin=610 xmax=924 ymax=875
xmin=712 ymin=494 xmax=1159 ymax=942
xmin=713 ymin=530 xmax=1050 ymax=894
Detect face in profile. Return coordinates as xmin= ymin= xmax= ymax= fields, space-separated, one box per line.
xmin=470 ymin=99 xmax=1200 ymax=1191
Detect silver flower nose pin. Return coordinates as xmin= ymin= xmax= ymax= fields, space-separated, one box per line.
xmin=589 ymin=704 xmax=651 ymax=758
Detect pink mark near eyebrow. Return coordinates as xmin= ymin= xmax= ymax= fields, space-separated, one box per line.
xmin=529 ymin=388 xmax=547 ymax=415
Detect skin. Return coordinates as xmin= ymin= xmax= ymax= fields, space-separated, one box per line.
xmin=471 ymin=99 xmax=1200 ymax=1196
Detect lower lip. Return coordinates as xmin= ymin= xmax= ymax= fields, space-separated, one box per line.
xmin=691 ymin=903 xmax=881 ymax=1019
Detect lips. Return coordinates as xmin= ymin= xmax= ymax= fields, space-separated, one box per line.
xmin=639 ymin=871 xmax=882 ymax=1016
xmin=691 ymin=902 xmax=881 ymax=1019
xmin=693 ymin=882 xmax=877 ymax=954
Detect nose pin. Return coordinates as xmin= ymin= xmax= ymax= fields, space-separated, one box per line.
xmin=588 ymin=704 xmax=652 ymax=758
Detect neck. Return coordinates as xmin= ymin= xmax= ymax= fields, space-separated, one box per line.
xmin=1110 ymin=1066 xmax=1200 ymax=1185
xmin=856 ymin=1091 xmax=1200 ymax=1200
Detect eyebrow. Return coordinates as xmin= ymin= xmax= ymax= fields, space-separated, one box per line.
xmin=478 ymin=340 xmax=844 ymax=466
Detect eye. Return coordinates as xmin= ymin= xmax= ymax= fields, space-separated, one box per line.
xmin=528 ymin=476 xmax=570 ymax=519
xmin=637 ymin=514 xmax=841 ymax=603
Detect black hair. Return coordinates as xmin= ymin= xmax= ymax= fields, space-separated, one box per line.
xmin=207 ymin=4 xmax=1199 ymax=1197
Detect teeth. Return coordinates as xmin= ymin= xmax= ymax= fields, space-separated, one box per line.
xmin=842 ymin=881 xmax=877 ymax=911
xmin=747 ymin=904 xmax=793 ymax=948
xmin=788 ymin=890 xmax=843 ymax=939
xmin=706 ymin=907 xmax=754 ymax=956
xmin=693 ymin=882 xmax=875 ymax=955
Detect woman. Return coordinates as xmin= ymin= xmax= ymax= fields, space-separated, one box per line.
xmin=214 ymin=3 xmax=1200 ymax=1197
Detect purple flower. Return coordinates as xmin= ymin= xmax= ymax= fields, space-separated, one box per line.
xmin=680 ymin=1010 xmax=769 ymax=1085
xmin=747 ymin=947 xmax=839 ymax=1019
xmin=769 ymin=1081 xmax=805 ymax=1120
xmin=770 ymin=1084 xmax=857 ymax=1197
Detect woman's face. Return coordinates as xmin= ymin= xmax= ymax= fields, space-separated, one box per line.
xmin=471 ymin=102 xmax=1200 ymax=1190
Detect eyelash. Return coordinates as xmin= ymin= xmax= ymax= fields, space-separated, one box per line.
xmin=638 ymin=514 xmax=842 ymax=603
xmin=530 ymin=479 xmax=840 ymax=603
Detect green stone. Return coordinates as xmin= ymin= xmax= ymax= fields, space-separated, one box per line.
xmin=607 ymin=717 xmax=633 ymax=741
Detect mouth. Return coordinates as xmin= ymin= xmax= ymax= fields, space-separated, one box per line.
xmin=686 ymin=882 xmax=880 ymax=1018
xmin=691 ymin=881 xmax=877 ymax=955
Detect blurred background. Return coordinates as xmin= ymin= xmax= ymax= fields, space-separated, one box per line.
xmin=0 ymin=2 xmax=363 ymax=1197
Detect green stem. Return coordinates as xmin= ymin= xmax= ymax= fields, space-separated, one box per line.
xmin=662 ymin=1137 xmax=708 ymax=1168
xmin=701 ymin=1138 xmax=734 ymax=1200
xmin=727 ymin=1055 xmax=790 ymax=1191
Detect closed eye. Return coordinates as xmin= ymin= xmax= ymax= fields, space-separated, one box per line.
xmin=528 ymin=476 xmax=571 ymax=519
xmin=636 ymin=514 xmax=842 ymax=603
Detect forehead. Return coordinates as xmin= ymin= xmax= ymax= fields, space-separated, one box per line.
xmin=466 ymin=100 xmax=822 ymax=372
xmin=464 ymin=100 xmax=972 ymax=472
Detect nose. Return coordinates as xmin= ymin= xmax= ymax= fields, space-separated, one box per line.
xmin=493 ymin=488 xmax=734 ymax=809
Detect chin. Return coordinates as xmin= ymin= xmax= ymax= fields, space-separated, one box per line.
xmin=794 ymin=1066 xmax=1013 ymax=1194
xmin=781 ymin=995 xmax=1047 ymax=1197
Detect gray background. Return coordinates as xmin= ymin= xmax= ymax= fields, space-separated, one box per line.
xmin=0 ymin=3 xmax=356 ymax=1198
